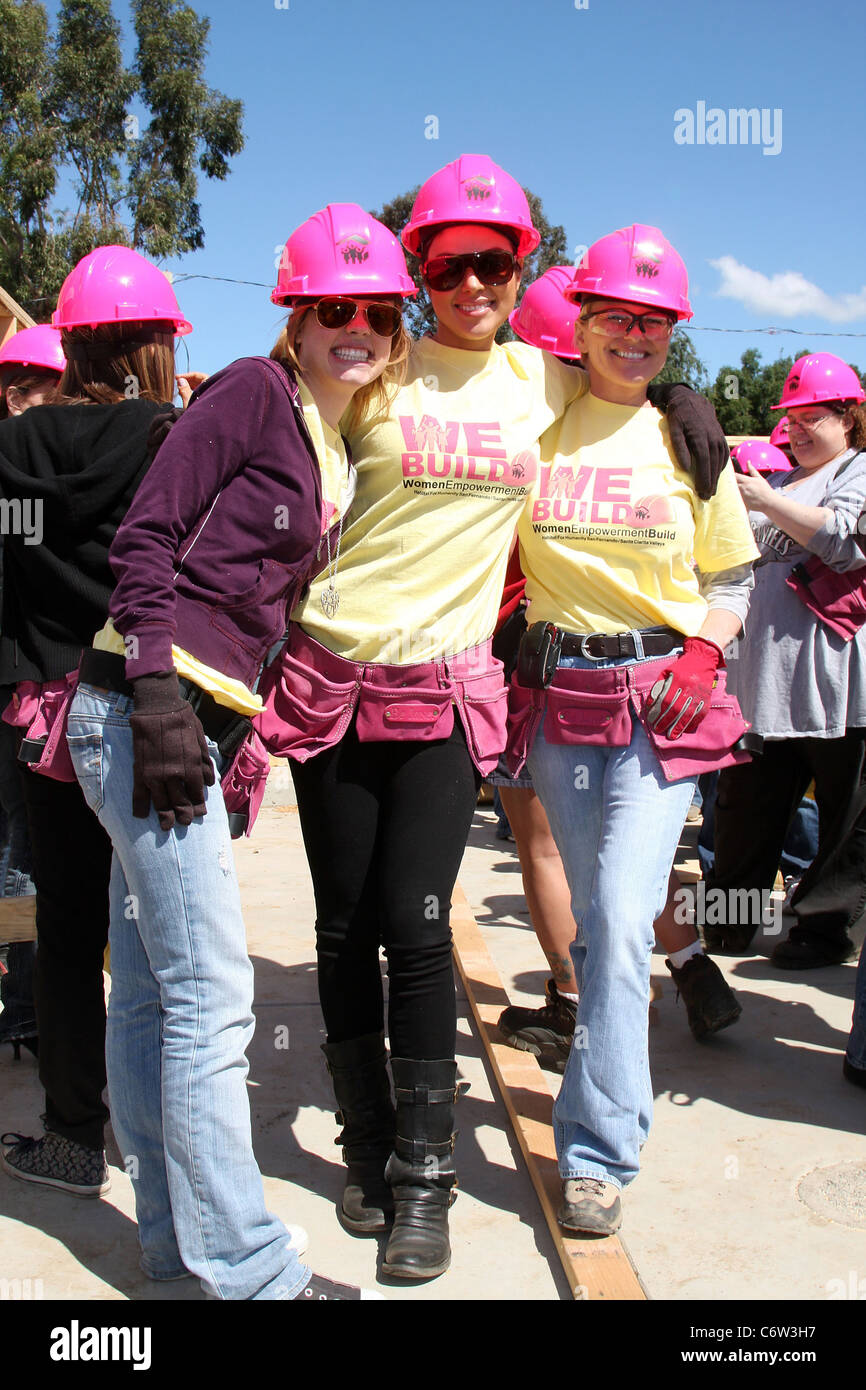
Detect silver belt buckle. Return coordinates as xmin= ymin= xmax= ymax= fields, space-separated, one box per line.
xmin=579 ymin=632 xmax=606 ymax=661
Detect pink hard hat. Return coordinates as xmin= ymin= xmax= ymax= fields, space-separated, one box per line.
xmin=0 ymin=325 xmax=65 ymax=373
xmin=509 ymin=266 xmax=580 ymax=357
xmin=565 ymin=224 xmax=693 ymax=321
xmin=731 ymin=438 xmax=793 ymax=475
xmin=772 ymin=353 xmax=865 ymax=410
xmin=769 ymin=416 xmax=790 ymax=448
xmin=53 ymin=246 xmax=191 ymax=335
xmin=401 ymin=154 xmax=541 ymax=259
xmin=272 ymin=204 xmax=416 ymax=304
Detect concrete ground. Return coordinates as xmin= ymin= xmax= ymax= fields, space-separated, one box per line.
xmin=0 ymin=773 xmax=862 ymax=1302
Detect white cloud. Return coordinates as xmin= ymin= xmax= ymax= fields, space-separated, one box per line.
xmin=709 ymin=255 xmax=866 ymax=323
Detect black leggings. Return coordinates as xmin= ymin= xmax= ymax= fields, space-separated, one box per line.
xmin=710 ymin=730 xmax=866 ymax=950
xmin=290 ymin=719 xmax=481 ymax=1059
xmin=21 ymin=766 xmax=112 ymax=1149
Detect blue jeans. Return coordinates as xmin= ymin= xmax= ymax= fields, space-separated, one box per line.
xmin=527 ymin=652 xmax=695 ymax=1189
xmin=67 ymin=684 xmax=309 ymax=1300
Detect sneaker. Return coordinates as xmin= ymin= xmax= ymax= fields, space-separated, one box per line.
xmin=497 ymin=978 xmax=577 ymax=1073
xmin=771 ymin=936 xmax=857 ymax=970
xmin=558 ymin=1177 xmax=622 ymax=1235
xmin=666 ymin=953 xmax=742 ymax=1041
xmin=1 ymin=1131 xmax=110 ymax=1197
xmin=295 ymin=1274 xmax=384 ymax=1300
xmin=843 ymin=1058 xmax=866 ymax=1090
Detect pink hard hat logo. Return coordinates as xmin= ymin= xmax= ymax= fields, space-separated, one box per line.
xmin=338 ymin=233 xmax=371 ymax=265
xmin=462 ymin=175 xmax=494 ymax=203
xmin=634 ymin=238 xmax=663 ymax=279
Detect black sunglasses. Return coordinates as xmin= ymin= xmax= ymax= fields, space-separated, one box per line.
xmin=422 ymin=249 xmax=520 ymax=293
xmin=311 ymin=298 xmax=403 ymax=337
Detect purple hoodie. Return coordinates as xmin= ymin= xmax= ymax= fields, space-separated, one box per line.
xmin=109 ymin=357 xmax=337 ymax=688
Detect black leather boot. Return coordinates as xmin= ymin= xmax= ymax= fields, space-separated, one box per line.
xmin=321 ymin=1032 xmax=395 ymax=1234
xmin=382 ymin=1058 xmax=458 ymax=1280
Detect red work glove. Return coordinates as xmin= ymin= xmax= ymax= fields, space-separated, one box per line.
xmin=645 ymin=637 xmax=724 ymax=740
xmin=130 ymin=672 xmax=215 ymax=830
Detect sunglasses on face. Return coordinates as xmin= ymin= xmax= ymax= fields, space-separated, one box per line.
xmin=582 ymin=309 xmax=676 ymax=340
xmin=422 ymin=249 xmax=520 ymax=293
xmin=312 ymin=298 xmax=403 ymax=337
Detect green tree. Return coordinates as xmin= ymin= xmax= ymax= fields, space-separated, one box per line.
xmin=651 ymin=329 xmax=710 ymax=393
xmin=128 ymin=0 xmax=243 ymax=259
xmin=370 ymin=185 xmax=568 ymax=342
xmin=0 ymin=0 xmax=244 ymax=319
xmin=709 ymin=349 xmax=800 ymax=435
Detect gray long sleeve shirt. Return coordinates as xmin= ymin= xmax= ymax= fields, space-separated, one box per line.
xmin=726 ymin=448 xmax=866 ymax=739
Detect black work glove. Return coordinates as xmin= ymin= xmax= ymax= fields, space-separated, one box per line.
xmin=647 ymin=382 xmax=729 ymax=501
xmin=130 ymin=672 xmax=215 ymax=831
xmin=146 ymin=407 xmax=182 ymax=462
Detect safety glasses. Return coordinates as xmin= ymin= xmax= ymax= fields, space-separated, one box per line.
xmin=422 ymin=249 xmax=520 ymax=293
xmin=313 ymin=298 xmax=403 ymax=337
xmin=582 ymin=309 xmax=676 ymax=340
xmin=786 ymin=409 xmax=843 ymax=432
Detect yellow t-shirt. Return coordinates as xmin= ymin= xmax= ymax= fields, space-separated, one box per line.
xmin=293 ymin=336 xmax=586 ymax=663
xmin=519 ymin=394 xmax=759 ymax=637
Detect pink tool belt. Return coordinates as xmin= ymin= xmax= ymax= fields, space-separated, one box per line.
xmin=506 ymin=657 xmax=754 ymax=784
xmin=786 ymin=555 xmax=866 ymax=642
xmin=220 ymin=727 xmax=270 ymax=838
xmin=256 ymin=626 xmax=508 ymax=777
xmin=2 ymin=674 xmax=79 ymax=782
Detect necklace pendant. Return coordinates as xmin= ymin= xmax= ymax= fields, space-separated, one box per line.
xmin=320 ymin=586 xmax=340 ymax=618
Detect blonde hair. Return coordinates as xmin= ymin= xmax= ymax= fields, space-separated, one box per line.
xmin=270 ymin=302 xmax=411 ymax=435
xmin=57 ymin=323 xmax=176 ymax=405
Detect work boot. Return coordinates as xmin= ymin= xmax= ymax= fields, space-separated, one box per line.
xmin=771 ymin=935 xmax=857 ymax=970
xmin=665 ymin=953 xmax=742 ymax=1041
xmin=558 ymin=1177 xmax=622 ymax=1236
xmin=702 ymin=921 xmax=757 ymax=955
xmin=382 ymin=1058 xmax=458 ymax=1280
xmin=497 ymin=978 xmax=577 ymax=1073
xmin=321 ymin=1032 xmax=395 ymax=1234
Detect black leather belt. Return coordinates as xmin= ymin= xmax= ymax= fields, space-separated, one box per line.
xmin=78 ymin=648 xmax=253 ymax=761
xmin=558 ymin=627 xmax=682 ymax=661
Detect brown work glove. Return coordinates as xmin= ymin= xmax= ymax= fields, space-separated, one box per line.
xmin=130 ymin=672 xmax=215 ymax=831
xmin=646 ymin=382 xmax=729 ymax=500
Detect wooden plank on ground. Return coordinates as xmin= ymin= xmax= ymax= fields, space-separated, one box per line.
xmin=451 ymin=883 xmax=646 ymax=1302
xmin=0 ymin=896 xmax=37 ymax=942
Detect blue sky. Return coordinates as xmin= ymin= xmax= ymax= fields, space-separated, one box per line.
xmin=43 ymin=0 xmax=866 ymax=386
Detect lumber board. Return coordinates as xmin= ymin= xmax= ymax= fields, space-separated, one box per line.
xmin=451 ymin=883 xmax=646 ymax=1301
xmin=0 ymin=896 xmax=37 ymax=943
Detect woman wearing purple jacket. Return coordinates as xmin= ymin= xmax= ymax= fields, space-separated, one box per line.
xmin=64 ymin=206 xmax=415 ymax=1300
